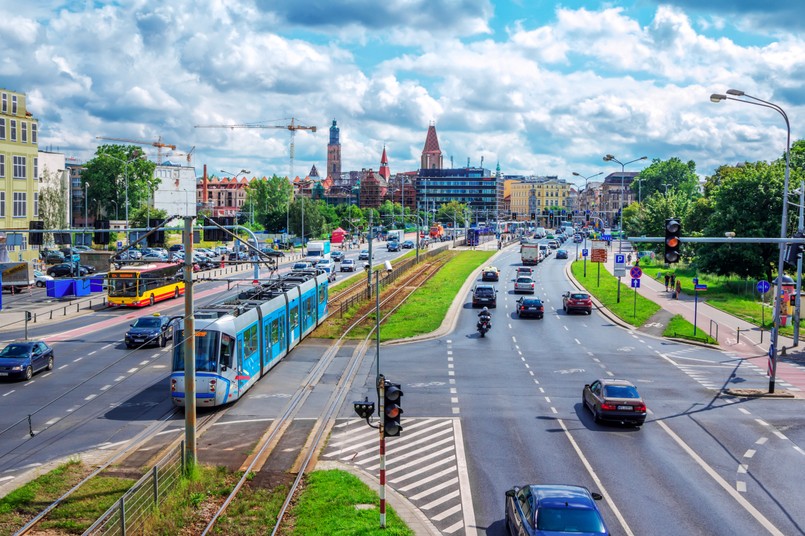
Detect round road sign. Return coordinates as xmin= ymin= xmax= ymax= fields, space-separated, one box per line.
xmin=629 ymin=266 xmax=643 ymax=279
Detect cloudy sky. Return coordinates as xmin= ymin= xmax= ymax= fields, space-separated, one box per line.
xmin=2 ymin=0 xmax=803 ymax=185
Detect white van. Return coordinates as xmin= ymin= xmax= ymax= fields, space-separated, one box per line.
xmin=535 ymin=227 xmax=547 ymax=239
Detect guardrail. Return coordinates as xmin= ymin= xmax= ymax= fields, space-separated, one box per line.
xmin=84 ymin=442 xmax=184 ymax=536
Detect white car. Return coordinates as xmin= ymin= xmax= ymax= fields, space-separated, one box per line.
xmin=317 ymin=259 xmax=333 ymax=273
xmin=34 ymin=270 xmax=54 ymax=288
xmin=514 ymin=276 xmax=535 ymax=294
xmin=340 ymin=259 xmax=356 ymax=272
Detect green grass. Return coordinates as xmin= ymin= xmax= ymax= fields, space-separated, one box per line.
xmin=663 ymin=314 xmax=717 ymax=344
xmin=570 ymin=260 xmax=660 ymax=327
xmin=638 ymin=259 xmax=786 ymax=335
xmin=288 ymin=470 xmax=413 ymax=536
xmin=374 ymin=250 xmax=494 ymax=340
xmin=0 ymin=460 xmax=135 ymax=536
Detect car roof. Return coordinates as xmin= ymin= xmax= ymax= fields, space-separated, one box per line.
xmin=475 ymin=284 xmax=494 ymax=290
xmin=597 ymin=378 xmax=637 ymax=388
xmin=529 ymin=484 xmax=596 ymax=508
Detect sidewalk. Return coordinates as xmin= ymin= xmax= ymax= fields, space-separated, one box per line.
xmin=588 ymin=240 xmax=805 ymax=394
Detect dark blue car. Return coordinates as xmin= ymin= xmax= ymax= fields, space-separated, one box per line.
xmin=0 ymin=341 xmax=55 ymax=381
xmin=125 ymin=313 xmax=174 ymax=349
xmin=505 ymin=484 xmax=608 ymax=535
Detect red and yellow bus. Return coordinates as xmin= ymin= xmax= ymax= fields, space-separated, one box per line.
xmin=108 ymin=263 xmax=185 ymax=307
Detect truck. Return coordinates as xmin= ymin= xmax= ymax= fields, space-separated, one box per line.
xmin=429 ymin=224 xmax=444 ymax=239
xmin=387 ymin=229 xmax=405 ymax=243
xmin=521 ymin=243 xmax=541 ymax=265
xmin=1 ymin=262 xmax=35 ymax=293
xmin=305 ymin=240 xmax=331 ymax=266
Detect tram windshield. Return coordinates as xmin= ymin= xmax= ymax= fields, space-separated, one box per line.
xmin=172 ymin=329 xmax=220 ymax=373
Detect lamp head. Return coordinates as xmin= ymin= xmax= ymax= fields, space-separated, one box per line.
xmin=639 ymin=156 xmax=647 ymax=161
xmin=572 ymin=172 xmax=580 ymax=177
xmin=726 ymin=89 xmax=744 ymax=96
xmin=603 ymin=155 xmax=614 ymax=162
xmin=710 ymin=93 xmax=727 ymax=103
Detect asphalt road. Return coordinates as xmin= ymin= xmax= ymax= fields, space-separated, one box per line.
xmin=360 ymin=245 xmax=805 ymax=536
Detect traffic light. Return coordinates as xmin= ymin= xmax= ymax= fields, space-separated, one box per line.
xmin=383 ymin=380 xmax=403 ymax=437
xmin=94 ymin=219 xmax=111 ymax=245
xmin=28 ymin=221 xmax=44 ymax=246
xmin=353 ymin=397 xmax=375 ymax=421
xmin=147 ymin=219 xmax=165 ymax=246
xmin=664 ymin=218 xmax=682 ymax=263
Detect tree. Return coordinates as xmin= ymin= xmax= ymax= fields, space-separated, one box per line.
xmin=625 ymin=192 xmax=693 ymax=257
xmin=633 ymin=157 xmax=700 ymax=201
xmin=245 ymin=175 xmax=293 ymax=232
xmin=436 ymin=200 xmax=469 ymax=226
xmin=38 ymin=167 xmax=67 ymax=233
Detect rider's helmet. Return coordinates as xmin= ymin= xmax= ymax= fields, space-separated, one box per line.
xmin=482 ymin=306 xmax=489 ymax=313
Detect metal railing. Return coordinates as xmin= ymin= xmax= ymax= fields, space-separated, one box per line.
xmin=83 ymin=441 xmax=185 ymax=536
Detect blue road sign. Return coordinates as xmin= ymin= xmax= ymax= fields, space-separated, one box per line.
xmin=695 ymin=284 xmax=707 ymax=291
xmin=631 ymin=278 xmax=640 ymax=288
xmin=630 ymin=266 xmax=643 ymax=279
xmin=692 ymin=277 xmax=699 ymax=284
xmin=757 ymin=280 xmax=771 ymax=294
xmin=615 ymin=254 xmax=625 ymax=264
xmin=582 ymin=249 xmax=588 ymax=257
xmin=117 ymin=241 xmax=122 ymax=248
xmin=602 ymin=234 xmax=612 ymax=241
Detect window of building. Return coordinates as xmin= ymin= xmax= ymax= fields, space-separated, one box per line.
xmin=33 ymin=157 xmax=37 ymax=180
xmin=11 ymin=95 xmax=17 ymax=115
xmin=21 ymin=122 xmax=27 ymax=143
xmin=0 ymin=154 xmax=4 ymax=178
xmin=31 ymin=123 xmax=37 ymax=143
xmin=13 ymin=156 xmax=26 ymax=179
xmin=0 ymin=192 xmax=4 ymax=217
xmin=10 ymin=119 xmax=16 ymax=142
xmin=13 ymin=192 xmax=26 ymax=217
xmin=0 ymin=118 xmax=4 ymax=140
xmin=34 ymin=192 xmax=38 ymax=217
xmin=1 ymin=93 xmax=6 ymax=113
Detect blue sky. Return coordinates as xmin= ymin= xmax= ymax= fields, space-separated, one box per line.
xmin=1 ymin=0 xmax=802 ymax=185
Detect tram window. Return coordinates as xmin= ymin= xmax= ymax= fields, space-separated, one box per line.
xmin=279 ymin=316 xmax=286 ymax=347
xmin=290 ymin=307 xmax=299 ymax=329
xmin=271 ymin=319 xmax=279 ymax=343
xmin=319 ymin=285 xmax=326 ymax=304
xmin=264 ymin=320 xmax=271 ymax=351
xmin=244 ymin=325 xmax=258 ymax=357
xmin=220 ymin=334 xmax=233 ymax=370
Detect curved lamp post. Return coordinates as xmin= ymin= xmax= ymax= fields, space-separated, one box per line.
xmin=602 ymin=155 xmax=647 ymax=304
xmin=572 ymin=171 xmax=603 ymax=226
xmin=711 ymin=89 xmax=791 ymax=393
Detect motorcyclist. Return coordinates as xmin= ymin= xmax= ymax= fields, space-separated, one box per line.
xmin=477 ymin=306 xmax=492 ymax=329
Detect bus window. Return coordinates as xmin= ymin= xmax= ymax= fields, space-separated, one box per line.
xmin=220 ymin=334 xmax=233 ymax=370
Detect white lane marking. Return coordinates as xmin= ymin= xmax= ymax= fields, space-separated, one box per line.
xmin=563 ymin=325 xmax=569 ymax=331
xmin=739 ymin=408 xmax=751 ymax=415
xmin=2 ymin=390 xmax=14 ymax=397
xmin=738 ymin=464 xmax=748 ymax=474
xmin=448 ymin=364 xmax=454 ymax=369
xmin=544 ymin=397 xmax=551 ymax=403
xmin=452 ymin=419 xmax=477 ymax=536
xmin=447 ymin=351 xmax=452 ymax=355
xmin=737 ymin=481 xmax=747 ymax=493
xmin=524 ymin=364 xmax=530 ymax=369
xmin=140 ymin=360 xmax=150 ymax=366
xmin=446 ymin=340 xmax=452 ymax=344
xmin=0 ymin=476 xmax=15 ymax=482
xmin=592 ymin=358 xmax=600 ymax=363
xmin=84 ymin=394 xmax=97 ymax=401
xmin=795 ymin=446 xmax=805 ymax=456
xmin=127 ymin=368 xmax=138 ymax=373
xmin=656 ymin=419 xmax=784 ymax=535
xmin=774 ymin=431 xmax=787 ymax=440
xmin=58 ymin=365 xmax=68 ymax=370
xmin=529 ymin=370 xmax=534 ymax=376
xmin=115 ymin=376 xmax=125 ymax=382
xmin=551 ymin=407 xmax=558 ymax=414
xmin=508 ymin=323 xmax=512 ymax=329
xmin=755 ymin=419 xmax=769 ymax=427
xmin=100 ymin=385 xmax=112 ymax=391
xmin=539 ymin=387 xmax=545 ymax=393
xmin=575 ymin=338 xmax=581 ymax=345
xmin=606 ymin=371 xmax=614 ymax=377
xmin=88 ymin=351 xmax=96 ymax=356
xmin=451 ymin=397 xmax=458 ymax=404
xmin=512 ymin=336 xmax=517 ymax=343
xmin=45 ymin=418 xmax=59 ymax=426
xmin=744 ymin=449 xmax=756 ymax=459
xmin=450 ymin=388 xmax=457 ymax=394
xmin=556 ymin=418 xmax=635 ymax=535
xmin=756 ymin=437 xmax=768 ymax=445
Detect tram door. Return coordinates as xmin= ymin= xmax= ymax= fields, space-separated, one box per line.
xmin=221 ymin=334 xmax=239 ymax=399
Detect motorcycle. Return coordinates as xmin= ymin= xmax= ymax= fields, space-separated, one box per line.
xmin=477 ymin=317 xmax=491 ymax=337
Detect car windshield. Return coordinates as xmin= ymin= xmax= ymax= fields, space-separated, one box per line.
xmin=517 ymin=277 xmax=532 ymax=283
xmin=293 ymin=263 xmax=309 ymax=269
xmin=475 ymin=288 xmax=494 ymax=296
xmin=343 ymin=260 xmax=353 ymax=264
xmin=571 ymin=293 xmax=589 ymax=300
xmin=522 ymin=299 xmax=541 ymax=306
xmin=133 ymin=318 xmax=161 ymax=329
xmin=0 ymin=344 xmax=31 ymax=357
xmin=604 ymin=385 xmax=640 ymax=399
xmin=536 ymin=508 xmax=606 ymax=533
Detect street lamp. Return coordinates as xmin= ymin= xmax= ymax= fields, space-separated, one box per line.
xmin=711 ymin=89 xmax=791 ymax=393
xmin=602 ymin=154 xmax=647 ymax=304
xmin=84 ymin=182 xmax=89 ymax=240
xmin=110 ymin=200 xmax=119 ymax=220
xmin=572 ymin=172 xmax=603 ymax=226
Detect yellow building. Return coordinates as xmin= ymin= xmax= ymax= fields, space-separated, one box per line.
xmin=0 ymin=88 xmax=39 ymax=259
xmin=508 ymin=177 xmax=571 ymax=225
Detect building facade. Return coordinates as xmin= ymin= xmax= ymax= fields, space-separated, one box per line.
xmin=600 ymin=172 xmax=637 ymax=227
xmin=326 ymin=119 xmax=341 ymax=180
xmin=417 ymin=167 xmax=502 ymax=222
xmin=153 ymin=163 xmax=197 ymax=217
xmin=0 ymin=89 xmax=39 ymax=233
xmin=507 ymin=176 xmax=572 ymax=226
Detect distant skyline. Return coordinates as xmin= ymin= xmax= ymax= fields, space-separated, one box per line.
xmin=2 ymin=0 xmax=802 ymax=185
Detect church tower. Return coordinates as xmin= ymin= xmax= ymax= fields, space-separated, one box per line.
xmin=327 ymin=119 xmax=341 ymax=179
xmin=420 ymin=122 xmax=443 ymax=170
xmin=379 ymin=145 xmax=390 ymax=180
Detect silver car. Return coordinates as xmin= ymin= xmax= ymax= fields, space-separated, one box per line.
xmin=514 ymin=276 xmax=535 ymax=294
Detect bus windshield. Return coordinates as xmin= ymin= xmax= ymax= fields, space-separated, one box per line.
xmin=108 ymin=276 xmax=138 ymax=297
xmin=172 ymin=329 xmax=220 ymax=373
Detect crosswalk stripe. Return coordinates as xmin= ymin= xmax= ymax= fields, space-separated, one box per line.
xmin=422 ymin=489 xmax=460 ymax=511
xmin=390 ymin=456 xmax=457 ymax=487
xmin=410 ymin=476 xmax=459 ymax=501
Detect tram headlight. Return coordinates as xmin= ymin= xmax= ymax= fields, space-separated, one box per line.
xmin=171 ymin=378 xmax=176 ymax=392
xmin=209 ymin=378 xmax=217 ymax=392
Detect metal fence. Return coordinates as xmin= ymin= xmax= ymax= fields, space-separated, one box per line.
xmin=83 ymin=442 xmax=185 ymax=536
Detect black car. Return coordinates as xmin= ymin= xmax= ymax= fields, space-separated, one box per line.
xmin=516 ymin=297 xmax=544 ymax=319
xmin=387 ymin=241 xmax=400 ymax=252
xmin=330 ymin=251 xmax=344 ymax=262
xmin=47 ymin=263 xmax=88 ymax=277
xmin=43 ymin=251 xmax=65 ymax=264
xmin=556 ymin=249 xmax=569 ymax=259
xmin=505 ymin=484 xmax=608 ymax=535
xmin=260 ymin=247 xmax=285 ymax=258
xmin=472 ymin=285 xmax=497 ymax=308
xmin=125 ymin=313 xmax=174 ymax=348
xmin=0 ymin=341 xmax=54 ymax=381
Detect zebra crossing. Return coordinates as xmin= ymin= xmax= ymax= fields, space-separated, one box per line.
xmin=323 ymin=417 xmax=472 ymax=535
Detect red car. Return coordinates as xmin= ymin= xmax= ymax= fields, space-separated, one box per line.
xmin=562 ymin=291 xmax=592 ymax=315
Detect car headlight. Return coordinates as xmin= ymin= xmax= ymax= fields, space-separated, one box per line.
xmin=11 ymin=365 xmax=22 ymax=371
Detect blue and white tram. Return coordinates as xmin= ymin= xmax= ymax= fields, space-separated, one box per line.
xmin=170 ymin=269 xmax=329 ymax=407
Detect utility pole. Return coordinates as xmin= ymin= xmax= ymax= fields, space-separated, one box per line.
xmin=183 ymin=216 xmax=197 ymax=468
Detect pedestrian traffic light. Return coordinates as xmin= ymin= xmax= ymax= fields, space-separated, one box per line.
xmin=383 ymin=380 xmax=403 ymax=437
xmin=664 ymin=218 xmax=682 ymax=263
xmin=147 ymin=219 xmax=165 ymax=246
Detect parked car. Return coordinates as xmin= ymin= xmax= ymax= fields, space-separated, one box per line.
xmin=47 ymin=263 xmax=88 ymax=277
xmin=556 ymin=249 xmax=569 ymax=259
xmin=142 ymin=252 xmax=168 ymax=262
xmin=387 ymin=241 xmax=400 ymax=252
xmin=125 ymin=313 xmax=174 ymax=349
xmin=340 ymin=258 xmax=356 ymax=272
xmin=43 ymin=251 xmax=65 ymax=264
xmin=505 ymin=484 xmax=608 ymax=535
xmin=82 ymin=264 xmax=97 ymax=274
xmin=563 ymin=291 xmax=593 ymax=315
xmin=514 ymin=276 xmax=535 ymax=294
xmin=0 ymin=341 xmax=54 ymax=381
xmin=330 ymin=251 xmax=344 ymax=262
xmin=582 ymin=378 xmax=647 ymax=426
xmin=293 ymin=261 xmax=313 ymax=270
xmin=481 ymin=266 xmax=500 ymax=282
xmin=33 ymin=270 xmax=53 ymax=288
xmin=358 ymin=249 xmax=371 ymax=260
xmin=402 ymin=240 xmax=415 ymax=249
xmin=169 ymin=244 xmax=184 ymax=252
xmin=516 ymin=297 xmax=544 ymax=319
xmin=472 ymin=284 xmax=497 ymax=308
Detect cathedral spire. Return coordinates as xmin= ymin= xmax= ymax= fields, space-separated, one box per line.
xmin=379 ymin=145 xmax=390 ymax=180
xmin=420 ymin=123 xmax=443 ymax=170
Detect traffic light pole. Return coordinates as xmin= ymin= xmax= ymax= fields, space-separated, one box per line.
xmin=377 ymin=374 xmax=387 ymax=529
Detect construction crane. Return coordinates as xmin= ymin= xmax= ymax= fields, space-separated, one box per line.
xmin=95 ymin=136 xmax=177 ymax=163
xmin=194 ymin=118 xmax=317 ymax=179
xmin=165 ymin=146 xmax=196 ymax=165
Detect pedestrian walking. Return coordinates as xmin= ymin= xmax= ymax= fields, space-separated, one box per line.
xmin=664 ymin=273 xmax=670 ymax=291
xmin=670 ymin=273 xmax=676 ymax=289
xmin=675 ymin=279 xmax=682 ymax=299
